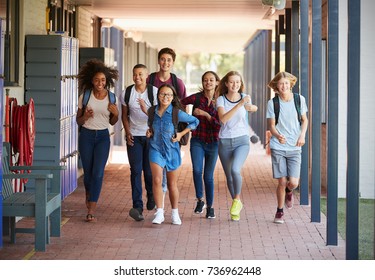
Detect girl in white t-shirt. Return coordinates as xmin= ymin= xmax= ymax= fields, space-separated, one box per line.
xmin=216 ymin=71 xmax=258 ymax=221
xmin=76 ymin=59 xmax=119 ymax=222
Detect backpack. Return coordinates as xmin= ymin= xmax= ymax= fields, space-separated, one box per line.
xmin=149 ymin=72 xmax=180 ymax=97
xmin=272 ymin=93 xmax=301 ymax=126
xmin=192 ymin=92 xmax=203 ymax=113
xmin=124 ymin=84 xmax=154 ymax=106
xmin=82 ymin=89 xmax=116 ymax=110
xmin=147 ymin=106 xmax=190 ymax=146
xmin=80 ymin=89 xmax=116 ymax=131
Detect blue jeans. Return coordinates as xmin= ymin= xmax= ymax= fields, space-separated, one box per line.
xmin=218 ymin=135 xmax=250 ymax=199
xmin=79 ymin=127 xmax=110 ymax=202
xmin=127 ymin=136 xmax=153 ymax=209
xmin=190 ymin=138 xmax=219 ymax=207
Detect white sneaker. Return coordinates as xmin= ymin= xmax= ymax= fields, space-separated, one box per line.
xmin=152 ymin=209 xmax=165 ymax=224
xmin=171 ymin=212 xmax=182 ymax=225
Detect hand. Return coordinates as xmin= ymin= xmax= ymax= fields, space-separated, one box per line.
xmin=126 ymin=133 xmax=134 ymax=146
xmin=245 ymin=104 xmax=258 ymax=112
xmin=84 ymin=106 xmax=94 ymax=120
xmin=171 ymin=132 xmax=181 ymax=143
xmin=137 ymin=98 xmax=148 ymax=114
xmin=242 ymin=95 xmax=251 ymax=105
xmin=192 ymin=108 xmax=202 ymax=116
xmin=108 ymin=103 xmax=119 ymax=117
xmin=296 ymin=135 xmax=306 ymax=147
xmin=277 ymin=134 xmax=287 ymax=144
xmin=146 ymin=128 xmax=153 ymax=138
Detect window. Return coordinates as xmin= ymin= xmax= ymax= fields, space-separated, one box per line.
xmin=48 ymin=0 xmax=77 ymax=37
xmin=1 ymin=0 xmax=20 ymax=86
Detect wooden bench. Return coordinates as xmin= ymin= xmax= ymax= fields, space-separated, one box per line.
xmin=1 ymin=142 xmax=66 ymax=251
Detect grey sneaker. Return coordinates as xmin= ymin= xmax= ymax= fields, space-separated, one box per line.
xmin=129 ymin=208 xmax=144 ymax=221
xmin=274 ymin=211 xmax=284 ymax=224
xmin=194 ymin=199 xmax=206 ymax=214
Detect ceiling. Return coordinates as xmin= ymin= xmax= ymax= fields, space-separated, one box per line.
xmin=73 ymin=0 xmax=287 ymax=54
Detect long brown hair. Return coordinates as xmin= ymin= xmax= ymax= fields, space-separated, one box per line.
xmin=216 ymin=71 xmax=244 ymax=97
xmin=198 ymin=71 xmax=220 ymax=93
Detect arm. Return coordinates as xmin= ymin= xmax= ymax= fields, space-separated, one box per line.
xmin=172 ymin=110 xmax=199 ymax=143
xmin=217 ymin=95 xmax=250 ymax=124
xmin=121 ymin=105 xmax=134 ymax=146
xmin=296 ymin=114 xmax=308 ymax=147
xmin=244 ymin=96 xmax=258 ymax=112
xmin=76 ymin=107 xmax=93 ymax=126
xmin=180 ymin=95 xmax=195 ymax=106
xmin=267 ymin=118 xmax=286 ymax=144
xmin=193 ymin=108 xmax=212 ymax=121
xmin=244 ymin=104 xmax=258 ymax=112
xmin=172 ymin=126 xmax=192 ymax=143
xmin=137 ymin=98 xmax=149 ymax=115
xmin=108 ymin=99 xmax=119 ymax=125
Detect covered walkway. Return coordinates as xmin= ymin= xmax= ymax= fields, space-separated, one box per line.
xmin=0 ymin=143 xmax=345 ymax=260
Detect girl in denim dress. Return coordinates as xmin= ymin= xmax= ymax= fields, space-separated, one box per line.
xmin=146 ymin=84 xmax=199 ymax=225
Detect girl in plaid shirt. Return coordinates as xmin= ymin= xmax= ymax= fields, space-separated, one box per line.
xmin=181 ymin=71 xmax=221 ymax=219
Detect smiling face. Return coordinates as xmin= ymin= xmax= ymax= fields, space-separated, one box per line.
xmin=158 ymin=53 xmax=174 ymax=73
xmin=225 ymin=74 xmax=242 ymax=94
xmin=202 ymin=72 xmax=219 ymax=92
xmin=92 ymin=72 xmax=106 ymax=92
xmin=276 ymin=77 xmax=291 ymax=95
xmin=133 ymin=66 xmax=148 ymax=86
xmin=157 ymin=85 xmax=175 ymax=107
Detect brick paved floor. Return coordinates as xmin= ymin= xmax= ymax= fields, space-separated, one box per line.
xmin=0 ymin=143 xmax=345 ymax=260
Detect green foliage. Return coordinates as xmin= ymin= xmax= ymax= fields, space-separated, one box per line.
xmin=321 ymin=197 xmax=374 ymax=260
xmin=174 ymin=52 xmax=244 ymax=93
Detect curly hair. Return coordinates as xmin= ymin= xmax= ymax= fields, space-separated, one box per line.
xmin=267 ymin=71 xmax=297 ymax=93
xmin=77 ymin=59 xmax=119 ymax=94
xmin=216 ymin=71 xmax=244 ymax=97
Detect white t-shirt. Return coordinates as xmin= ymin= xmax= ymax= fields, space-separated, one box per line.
xmin=216 ymin=93 xmax=251 ymax=139
xmin=78 ymin=92 xmax=117 ymax=130
xmin=266 ymin=94 xmax=308 ymax=151
xmin=120 ymin=85 xmax=158 ymax=136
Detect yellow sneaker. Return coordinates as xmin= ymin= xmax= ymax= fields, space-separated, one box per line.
xmin=230 ymin=199 xmax=243 ymax=216
xmin=231 ymin=214 xmax=240 ymax=221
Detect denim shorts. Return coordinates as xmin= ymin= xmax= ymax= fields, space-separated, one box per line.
xmin=271 ymin=149 xmax=302 ymax=179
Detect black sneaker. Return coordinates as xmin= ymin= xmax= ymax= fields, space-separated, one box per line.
xmin=146 ymin=194 xmax=156 ymax=210
xmin=194 ymin=200 xmax=206 ymax=214
xmin=206 ymin=207 xmax=216 ymax=219
xmin=129 ymin=208 xmax=144 ymax=221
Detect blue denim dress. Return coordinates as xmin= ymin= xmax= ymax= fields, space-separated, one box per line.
xmin=149 ymin=104 xmax=199 ymax=171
